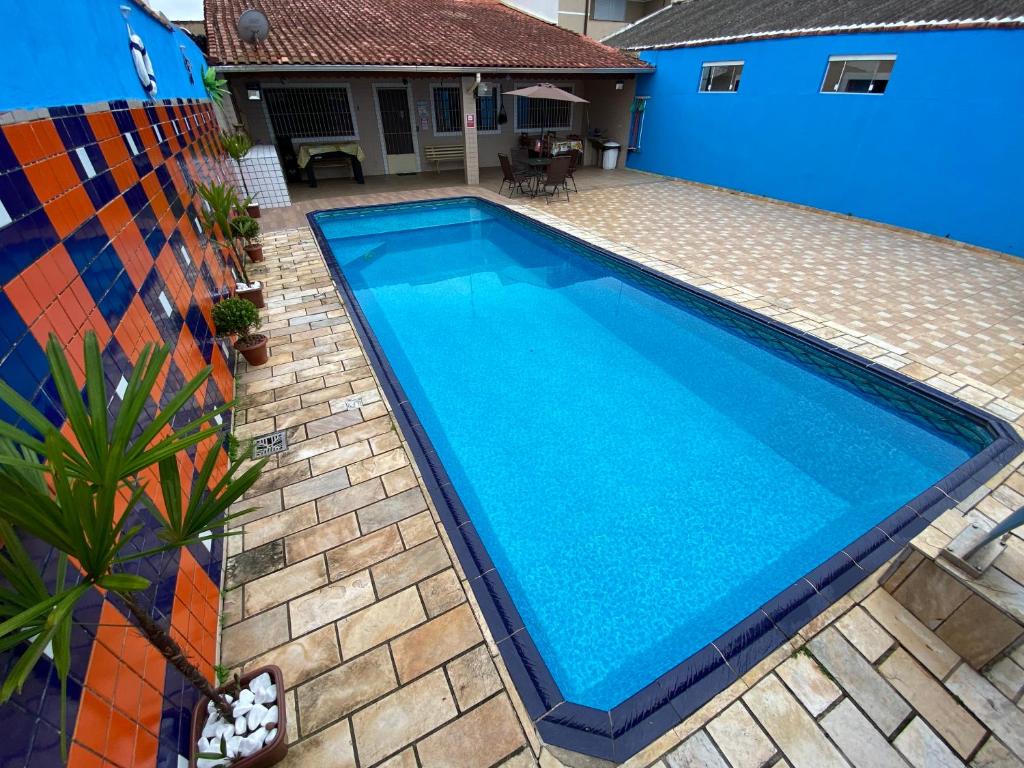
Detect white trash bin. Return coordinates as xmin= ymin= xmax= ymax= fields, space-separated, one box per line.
xmin=601 ymin=141 xmax=620 ymax=170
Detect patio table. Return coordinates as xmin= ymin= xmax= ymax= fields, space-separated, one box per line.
xmin=296 ymin=142 xmax=366 ymax=186
xmin=519 ymin=157 xmax=552 ymax=197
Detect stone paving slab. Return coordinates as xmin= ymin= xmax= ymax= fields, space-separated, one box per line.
xmin=220 ymin=180 xmax=1024 ymax=768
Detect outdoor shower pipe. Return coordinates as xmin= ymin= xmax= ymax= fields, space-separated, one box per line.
xmin=964 ymin=504 xmax=1024 ymax=559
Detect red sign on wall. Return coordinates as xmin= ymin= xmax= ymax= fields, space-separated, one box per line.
xmin=466 ymin=113 xmax=475 ymax=128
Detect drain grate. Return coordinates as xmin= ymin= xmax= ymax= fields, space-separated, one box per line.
xmin=252 ymin=430 xmax=288 ymax=459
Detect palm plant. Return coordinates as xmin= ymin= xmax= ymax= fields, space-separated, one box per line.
xmin=0 ymin=332 xmax=266 ymax=756
xmin=202 ymin=67 xmax=229 ymax=105
xmin=197 ymin=180 xmax=250 ymax=285
xmin=220 ymin=131 xmax=254 ymax=199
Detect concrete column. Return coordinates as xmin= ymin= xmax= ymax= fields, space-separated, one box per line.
xmin=461 ymin=75 xmax=480 ymax=186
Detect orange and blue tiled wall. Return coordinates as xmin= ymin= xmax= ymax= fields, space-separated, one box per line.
xmin=0 ymin=99 xmax=236 ymax=767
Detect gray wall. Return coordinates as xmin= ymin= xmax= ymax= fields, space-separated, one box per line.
xmin=230 ymin=74 xmax=632 ymax=178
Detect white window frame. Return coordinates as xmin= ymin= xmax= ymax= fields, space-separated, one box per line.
xmin=698 ymin=60 xmax=744 ymax=93
xmin=512 ymin=82 xmax=576 ymax=133
xmin=260 ymin=82 xmax=360 ymax=144
xmin=430 ymin=83 xmax=463 ymax=137
xmin=820 ymin=55 xmax=897 ymax=95
xmin=591 ymin=0 xmax=627 ymax=22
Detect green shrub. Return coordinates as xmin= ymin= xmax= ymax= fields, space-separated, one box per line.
xmin=232 ymin=215 xmax=260 ymax=243
xmin=202 ymin=67 xmax=228 ymax=105
xmin=212 ymin=297 xmax=261 ymax=344
xmin=220 ymin=130 xmax=253 ymax=161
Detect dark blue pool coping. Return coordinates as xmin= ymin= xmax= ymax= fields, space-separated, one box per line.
xmin=307 ymin=197 xmax=1024 ymax=763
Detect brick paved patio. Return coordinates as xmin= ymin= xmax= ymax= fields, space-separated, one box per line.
xmin=219 ymin=176 xmax=1024 ymax=768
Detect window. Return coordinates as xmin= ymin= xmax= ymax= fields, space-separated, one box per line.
xmin=592 ymin=0 xmax=626 ymax=21
xmin=821 ymin=56 xmax=895 ymax=94
xmin=431 ymin=85 xmax=462 ymax=135
xmin=431 ymin=84 xmax=501 ymax=135
xmin=514 ymin=84 xmax=574 ymax=132
xmin=476 ymin=85 xmax=500 ymax=132
xmin=263 ymin=86 xmax=357 ymax=139
xmin=699 ymin=61 xmax=743 ymax=92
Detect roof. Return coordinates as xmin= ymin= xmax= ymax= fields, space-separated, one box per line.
xmin=604 ymin=0 xmax=1024 ymax=49
xmin=204 ymin=0 xmax=649 ymax=71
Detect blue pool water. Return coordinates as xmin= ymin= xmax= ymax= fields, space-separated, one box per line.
xmin=319 ymin=199 xmax=987 ymax=710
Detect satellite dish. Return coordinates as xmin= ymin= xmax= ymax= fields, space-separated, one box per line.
xmin=237 ymin=9 xmax=270 ymax=44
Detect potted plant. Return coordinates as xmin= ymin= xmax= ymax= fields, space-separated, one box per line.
xmin=236 ymin=192 xmax=260 ymax=221
xmin=220 ymin=131 xmax=260 ymax=218
xmin=203 ymin=66 xmax=232 ymax=127
xmin=196 ymin=181 xmax=264 ymax=308
xmin=213 ymin=296 xmax=268 ymax=366
xmin=232 ymin=215 xmax=263 ymax=263
xmin=0 ymin=332 xmax=287 ymax=767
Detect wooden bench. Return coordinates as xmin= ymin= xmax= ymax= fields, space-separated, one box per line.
xmin=423 ymin=144 xmax=465 ymax=173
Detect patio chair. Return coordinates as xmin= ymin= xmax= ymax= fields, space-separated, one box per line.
xmin=510 ymin=147 xmax=530 ymax=173
xmin=536 ymin=155 xmax=572 ymax=204
xmin=498 ymin=153 xmax=534 ymax=198
xmin=566 ymin=149 xmax=582 ymax=193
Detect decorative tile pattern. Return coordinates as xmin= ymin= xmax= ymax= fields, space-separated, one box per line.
xmin=0 ymin=98 xmax=235 ymax=768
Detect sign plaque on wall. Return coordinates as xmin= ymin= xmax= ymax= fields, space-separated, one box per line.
xmin=415 ymin=100 xmax=430 ymax=131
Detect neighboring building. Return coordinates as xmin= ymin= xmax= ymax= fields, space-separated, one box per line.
xmin=605 ymin=0 xmax=1024 ymax=256
xmin=503 ymin=0 xmax=670 ymax=39
xmin=174 ymin=19 xmax=208 ymax=52
xmin=204 ymin=0 xmax=649 ymax=199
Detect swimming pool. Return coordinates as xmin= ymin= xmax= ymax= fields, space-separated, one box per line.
xmin=312 ymin=197 xmax=1017 ymax=759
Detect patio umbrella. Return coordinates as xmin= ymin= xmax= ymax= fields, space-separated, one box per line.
xmin=504 ymin=83 xmax=589 ymax=103
xmin=506 ymin=84 xmax=589 ymax=151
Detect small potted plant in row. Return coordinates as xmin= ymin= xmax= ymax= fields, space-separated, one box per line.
xmin=0 ymin=333 xmax=287 ymax=767
xmin=197 ymin=181 xmax=264 ymax=308
xmin=213 ymin=296 xmax=268 ymax=366
xmin=232 ymin=215 xmax=263 ymax=263
xmin=220 ymin=130 xmax=260 ymax=219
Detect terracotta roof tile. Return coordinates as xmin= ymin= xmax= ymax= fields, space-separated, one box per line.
xmin=204 ymin=0 xmax=649 ymax=70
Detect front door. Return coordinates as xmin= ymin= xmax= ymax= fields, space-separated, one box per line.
xmin=375 ymin=86 xmax=418 ymax=174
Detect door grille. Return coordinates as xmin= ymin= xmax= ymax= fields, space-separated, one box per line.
xmin=377 ymin=88 xmax=415 ymax=155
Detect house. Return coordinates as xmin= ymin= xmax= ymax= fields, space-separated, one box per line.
xmin=503 ymin=0 xmax=670 ymax=39
xmin=204 ymin=0 xmax=649 ymax=202
xmin=604 ymin=0 xmax=1024 ymax=256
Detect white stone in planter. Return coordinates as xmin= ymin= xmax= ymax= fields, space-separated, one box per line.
xmin=197 ymin=677 xmax=279 ymax=766
xmin=247 ymin=702 xmax=268 ymax=732
xmin=254 ymin=683 xmax=276 ymax=705
xmin=238 ymin=726 xmax=268 ymax=757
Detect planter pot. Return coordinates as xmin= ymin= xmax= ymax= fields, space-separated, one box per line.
xmin=245 ymin=243 xmax=264 ymax=263
xmin=235 ymin=334 xmax=269 ymax=366
xmin=236 ymin=284 xmax=265 ymax=308
xmin=247 ymin=204 xmax=261 ymax=219
xmin=190 ymin=665 xmax=288 ymax=768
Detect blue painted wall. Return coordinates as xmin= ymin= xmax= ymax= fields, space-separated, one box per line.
xmin=628 ymin=29 xmax=1024 ymax=256
xmin=0 ymin=0 xmax=207 ymax=110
